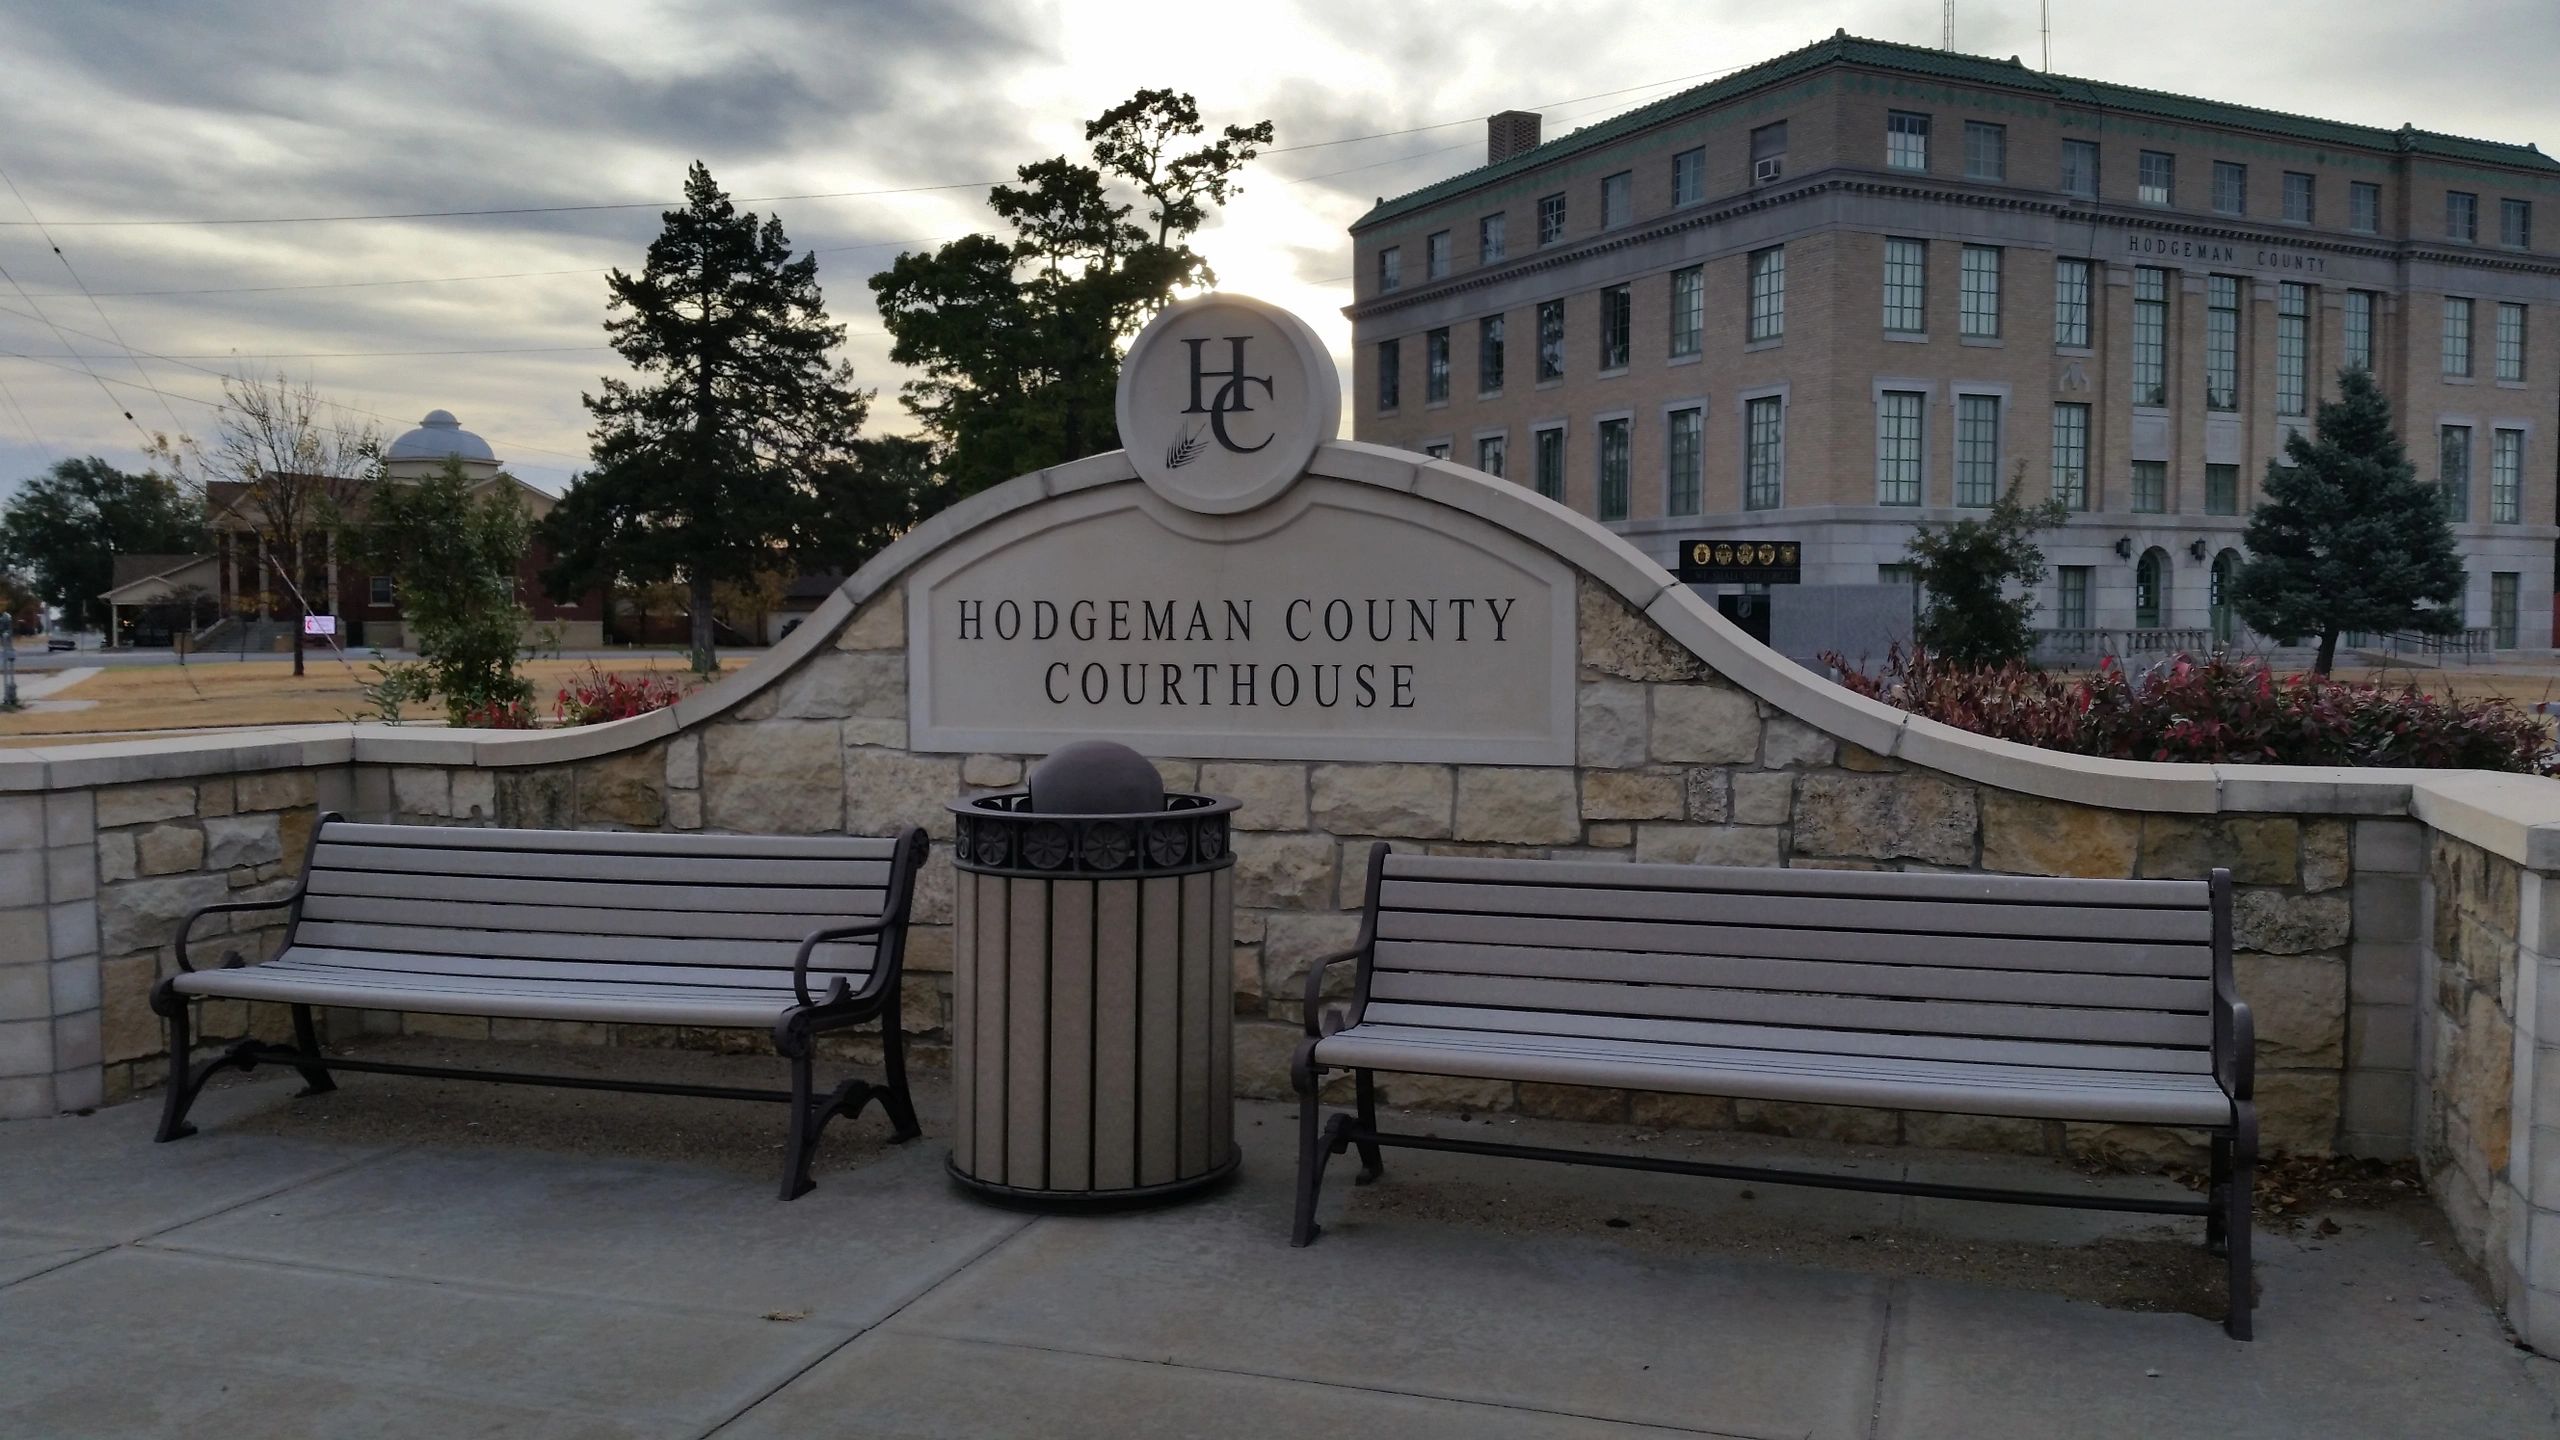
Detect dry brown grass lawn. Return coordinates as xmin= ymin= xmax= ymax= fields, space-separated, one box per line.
xmin=0 ymin=655 xmax=737 ymax=746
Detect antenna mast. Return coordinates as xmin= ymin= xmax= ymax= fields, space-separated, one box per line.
xmin=1943 ymin=0 xmax=1954 ymax=50
xmin=2041 ymin=0 xmax=2052 ymax=70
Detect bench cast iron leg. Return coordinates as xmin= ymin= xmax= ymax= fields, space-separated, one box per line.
xmin=288 ymin=1004 xmax=336 ymax=1097
xmin=2204 ymin=1135 xmax=2231 ymax=1252
xmin=878 ymin=1015 xmax=922 ymax=1142
xmin=1291 ymin=1049 xmax=1335 ymax=1247
xmin=1352 ymin=1069 xmax=1385 ymax=1184
xmin=779 ymin=1049 xmax=822 ymax=1202
xmin=152 ymin=984 xmax=197 ymax=1143
xmin=2224 ymin=1106 xmax=2257 ymax=1340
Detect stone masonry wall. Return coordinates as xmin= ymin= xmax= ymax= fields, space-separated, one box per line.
xmin=65 ymin=574 xmax=2424 ymax=1168
xmin=2422 ymin=835 xmax=2522 ymax=1278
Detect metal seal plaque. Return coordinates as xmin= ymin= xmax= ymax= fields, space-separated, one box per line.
xmin=1114 ymin=292 xmax=1340 ymax=515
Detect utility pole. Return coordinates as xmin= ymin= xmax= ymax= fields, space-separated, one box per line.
xmin=2 ymin=621 xmax=18 ymax=712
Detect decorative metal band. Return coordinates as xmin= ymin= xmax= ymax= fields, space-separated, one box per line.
xmin=948 ymin=791 xmax=1239 ymax=878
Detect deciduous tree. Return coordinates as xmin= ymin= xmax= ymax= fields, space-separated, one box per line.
xmin=871 ymin=90 xmax=1271 ymax=497
xmin=1902 ymin=463 xmax=2069 ymax=668
xmin=0 ymin=456 xmax=202 ymax=631
xmin=352 ymin=459 xmax=534 ymax=724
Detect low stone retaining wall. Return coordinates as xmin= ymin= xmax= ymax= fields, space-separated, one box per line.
xmin=4 ymin=441 xmax=2553 ymax=1352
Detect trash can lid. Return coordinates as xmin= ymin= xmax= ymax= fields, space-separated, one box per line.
xmin=1026 ymin=740 xmax=1165 ymax=815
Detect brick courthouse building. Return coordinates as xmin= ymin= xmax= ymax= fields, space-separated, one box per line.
xmin=1348 ymin=33 xmax=2560 ymax=650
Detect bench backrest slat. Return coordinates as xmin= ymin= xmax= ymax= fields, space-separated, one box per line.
xmin=283 ymin=946 xmax=871 ymax=992
xmin=290 ymin=821 xmax=904 ymax=981
xmin=1355 ymin=1001 xmax=2216 ymax=1074
xmin=1362 ymin=852 xmax=2219 ymax=1057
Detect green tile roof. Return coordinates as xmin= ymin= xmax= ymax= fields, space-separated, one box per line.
xmin=1352 ymin=31 xmax=2556 ymax=230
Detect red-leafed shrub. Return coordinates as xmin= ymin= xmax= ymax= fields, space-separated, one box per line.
xmin=1824 ymin=646 xmax=2555 ymax=774
xmin=456 ymin=697 xmax=538 ymax=730
xmin=553 ymin=666 xmax=691 ymax=727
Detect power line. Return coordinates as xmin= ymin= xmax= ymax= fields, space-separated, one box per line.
xmin=0 ymin=253 xmax=153 ymax=446
xmin=0 ymin=163 xmax=185 ymax=434
xmin=4 ymin=344 xmax=614 ymax=360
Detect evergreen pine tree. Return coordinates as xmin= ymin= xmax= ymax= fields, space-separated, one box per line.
xmin=540 ymin=163 xmax=871 ymax=672
xmin=2230 ymin=368 xmax=2465 ymax=674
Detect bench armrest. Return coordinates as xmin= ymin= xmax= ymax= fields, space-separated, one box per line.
xmin=174 ymin=897 xmax=302 ymax=973
xmin=790 ymin=828 xmax=931 ymax=1010
xmin=792 ymin=916 xmax=899 ymax=1009
xmin=1301 ymin=944 xmax=1372 ymax=1037
xmin=2206 ymin=867 xmax=2252 ymax=1103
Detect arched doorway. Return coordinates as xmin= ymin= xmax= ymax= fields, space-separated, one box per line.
xmin=2135 ymin=548 xmax=2168 ymax=630
xmin=2210 ymin=549 xmax=2242 ymax=647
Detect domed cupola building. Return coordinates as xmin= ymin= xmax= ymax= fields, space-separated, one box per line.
xmin=175 ymin=407 xmax=606 ymax=652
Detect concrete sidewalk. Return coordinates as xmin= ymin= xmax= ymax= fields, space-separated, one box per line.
xmin=2 ymin=1042 xmax=2554 ymax=1439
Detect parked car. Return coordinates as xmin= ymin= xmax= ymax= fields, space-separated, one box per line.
xmin=45 ymin=636 xmax=77 ymax=652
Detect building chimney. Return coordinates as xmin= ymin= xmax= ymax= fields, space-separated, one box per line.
xmin=1487 ymin=110 xmax=1542 ymax=165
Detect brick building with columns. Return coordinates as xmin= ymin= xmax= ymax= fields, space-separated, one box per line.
xmin=1348 ymin=32 xmax=2560 ymax=652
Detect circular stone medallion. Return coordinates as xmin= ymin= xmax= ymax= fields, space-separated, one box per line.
xmin=1114 ymin=292 xmax=1341 ymax=515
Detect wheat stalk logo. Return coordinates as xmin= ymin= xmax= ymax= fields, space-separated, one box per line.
xmin=1165 ymin=423 xmax=1209 ymax=470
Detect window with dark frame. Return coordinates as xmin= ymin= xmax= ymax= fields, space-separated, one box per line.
xmin=1537 ymin=193 xmax=1566 ymax=246
xmin=1673 ymin=147 xmax=1706 ymax=206
xmin=1425 ymin=230 xmax=1450 ymax=280
xmin=1479 ymin=212 xmax=1507 ymax=264
xmin=1954 ymin=394 xmax=1999 ymax=507
xmin=1601 ymin=171 xmax=1632 ymax=230
xmin=1597 ymin=417 xmax=1630 ymax=521
xmin=2448 ymin=191 xmax=2479 ymax=242
xmin=2054 ymin=258 xmax=2092 ymax=347
xmin=1598 ymin=285 xmax=1631 ymax=370
xmin=1533 ymin=425 xmax=1565 ymax=501
xmin=2138 ymin=150 xmax=2174 ymax=205
xmin=2350 ymin=182 xmax=2380 ymax=234
xmin=1666 ymin=407 xmax=1703 ymax=516
xmin=1536 ymin=300 xmax=1565 ymax=381
xmin=1424 ymin=328 xmax=1450 ymax=404
xmin=2060 ymin=139 xmax=2099 ymax=198
xmin=1887 ymin=111 xmax=1930 ymax=170
xmin=1478 ymin=314 xmax=1505 ymax=394
xmin=1883 ymin=238 xmax=1927 ymax=334
xmin=1744 ymin=396 xmax=1783 ymax=509
xmin=2205 ymin=275 xmax=2240 ymax=411
xmin=2212 ymin=161 xmax=2246 ymax=215
xmin=1669 ymin=265 xmax=1704 ymax=357
xmin=1876 ymin=390 xmax=1923 ymax=505
xmin=1747 ymin=246 xmax=1784 ymax=341
xmin=2283 ymin=172 xmax=2314 ymax=223
xmin=1376 ymin=338 xmax=1400 ymax=410
xmin=1963 ymin=121 xmax=2006 ymax=181
xmin=2050 ymin=403 xmax=2090 ymax=510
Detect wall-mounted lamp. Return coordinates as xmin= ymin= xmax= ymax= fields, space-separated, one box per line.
xmin=2187 ymin=539 xmax=2208 ymax=561
xmin=2113 ymin=536 xmax=2133 ymax=559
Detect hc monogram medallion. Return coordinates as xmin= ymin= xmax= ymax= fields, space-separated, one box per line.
xmin=1115 ymin=293 xmax=1340 ymax=515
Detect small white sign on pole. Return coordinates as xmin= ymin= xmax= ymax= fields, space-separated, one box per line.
xmin=302 ymin=614 xmax=338 ymax=637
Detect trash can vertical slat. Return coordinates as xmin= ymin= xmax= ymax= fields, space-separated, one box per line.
xmin=1210 ymin=865 xmax=1235 ymax=1163
xmin=1178 ymin=868 xmax=1214 ymax=1177
xmin=1092 ymin=878 xmax=1140 ymax=1189
xmin=952 ymin=867 xmax=977 ymax=1174
xmin=1047 ymin=879 xmax=1096 ymax=1193
xmin=972 ymin=875 xmax=1010 ymax=1183
xmin=1006 ymin=877 xmax=1050 ymax=1188
xmin=1138 ymin=875 xmax=1181 ymax=1188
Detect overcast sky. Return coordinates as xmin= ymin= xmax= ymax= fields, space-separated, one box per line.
xmin=0 ymin=0 xmax=2552 ymax=499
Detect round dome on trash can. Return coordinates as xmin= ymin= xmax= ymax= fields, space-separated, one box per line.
xmin=1026 ymin=740 xmax=1164 ymax=814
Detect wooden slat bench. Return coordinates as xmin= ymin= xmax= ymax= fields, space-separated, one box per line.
xmin=149 ymin=815 xmax=930 ymax=1198
xmin=1291 ymin=846 xmax=2259 ymax=1338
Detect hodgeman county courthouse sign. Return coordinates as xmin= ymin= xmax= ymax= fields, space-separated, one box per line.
xmin=908 ymin=293 xmax=1577 ymax=763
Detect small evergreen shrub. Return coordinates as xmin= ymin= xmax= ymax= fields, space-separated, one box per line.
xmin=1825 ymin=647 xmax=2554 ymax=774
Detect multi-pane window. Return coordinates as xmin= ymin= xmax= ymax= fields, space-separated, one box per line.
xmin=1882 ymin=238 xmax=1927 ymax=333
xmin=1876 ymin=390 xmax=1924 ymax=506
xmin=1673 ymin=147 xmax=1705 ymax=206
xmin=2493 ymin=428 xmax=2524 ymax=523
xmin=2282 ymin=171 xmax=2314 ymax=223
xmin=1959 ymin=246 xmax=2001 ymax=338
xmin=2212 ymin=161 xmax=2246 ymax=215
xmin=1954 ymin=394 xmax=2000 ymax=507
xmin=1478 ymin=315 xmax=1505 ymax=394
xmin=1744 ymin=395 xmax=1783 ymax=509
xmin=2343 ymin=290 xmax=2376 ymax=372
xmin=2440 ymin=424 xmax=2472 ymax=521
xmin=1601 ymin=171 xmax=1632 ymax=229
xmin=1887 ymin=111 xmax=1930 ymax=170
xmin=1479 ymin=212 xmax=1506 ymax=264
xmin=2134 ymin=550 xmax=2165 ymax=627
xmin=2057 ymin=567 xmax=2092 ymax=630
xmin=2350 ymin=182 xmax=2380 ymax=234
xmin=2131 ymin=460 xmax=2167 ymax=513
xmin=1964 ymin=121 xmax=2006 ymax=181
xmin=1596 ymin=417 xmax=1631 ymax=522
xmin=1666 ymin=408 xmax=1703 ymax=517
xmin=368 ymin=575 xmax=394 ymax=606
xmin=1425 ymin=230 xmax=1450 ymax=280
xmin=2448 ymin=191 xmax=2479 ymax=242
xmin=1475 ymin=433 xmax=1506 ymax=480
xmin=2139 ymin=150 xmax=2174 ymax=205
xmin=1598 ymin=284 xmax=1631 ymax=371
xmin=2443 ymin=297 xmax=2475 ymax=377
xmin=2060 ymin=139 xmax=2099 ymax=198
xmin=1747 ymin=246 xmax=1784 ymax=341
xmin=1668 ymin=265 xmax=1703 ymax=357
xmin=1537 ymin=193 xmax=1566 ymax=246
xmin=2206 ymin=464 xmax=2239 ymax=515
xmin=1377 ymin=247 xmax=1401 ymax=291
xmin=2205 ymin=275 xmax=2241 ymax=410
xmin=2054 ymin=258 xmax=2093 ymax=347
xmin=1423 ymin=443 xmax=1451 ymax=461
xmin=2496 ymin=303 xmax=2527 ymax=382
xmin=2132 ymin=267 xmax=2170 ymax=405
xmin=2276 ymin=282 xmax=2309 ymax=417
xmin=1536 ymin=300 xmax=1565 ymax=381
xmin=2050 ymin=403 xmax=2090 ymax=510
xmin=1376 ymin=338 xmax=1400 ymax=411
xmin=1749 ymin=120 xmax=1787 ymax=180
xmin=1532 ymin=426 xmax=1565 ymax=501
xmin=2503 ymin=198 xmax=2533 ymax=249
xmin=1424 ymin=328 xmax=1450 ymax=404
xmin=2494 ymin=573 xmax=2520 ymax=649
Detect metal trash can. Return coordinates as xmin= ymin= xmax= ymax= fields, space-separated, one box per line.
xmin=947 ymin=742 xmax=1240 ymax=1204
